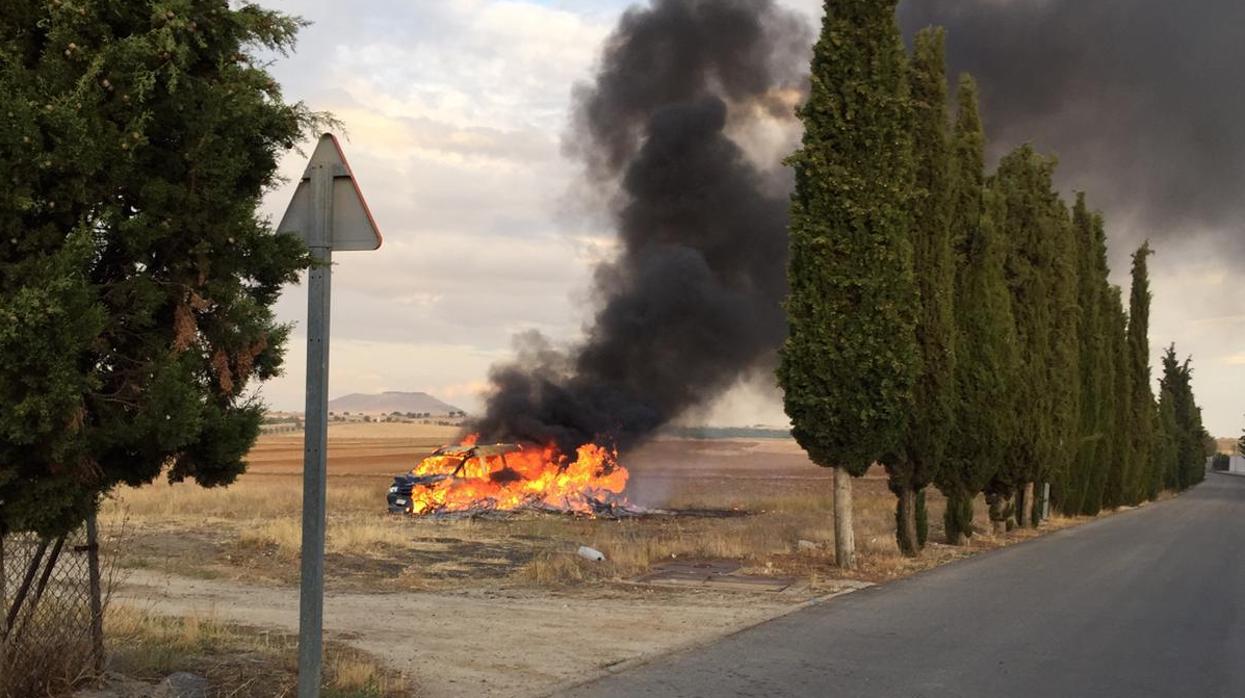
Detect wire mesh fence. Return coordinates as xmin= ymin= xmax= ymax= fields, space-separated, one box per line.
xmin=0 ymin=515 xmax=103 ymax=697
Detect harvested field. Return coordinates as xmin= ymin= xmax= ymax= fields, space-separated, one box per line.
xmin=100 ymin=423 xmax=1093 ymax=696
xmin=102 ymin=423 xmax=1076 ymax=588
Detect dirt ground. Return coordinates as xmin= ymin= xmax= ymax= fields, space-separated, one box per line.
xmin=101 ymin=423 xmax=1089 ymax=696
xmin=115 ymin=568 xmax=863 ymax=697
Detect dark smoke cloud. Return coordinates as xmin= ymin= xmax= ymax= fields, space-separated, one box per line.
xmin=472 ymin=0 xmax=809 ymax=453
xmin=898 ymin=1 xmax=1245 ymax=259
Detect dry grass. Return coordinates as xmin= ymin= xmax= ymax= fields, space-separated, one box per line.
xmin=100 ymin=468 xmax=1016 ymax=590
xmin=101 ymin=477 xmax=378 ymax=522
xmin=233 ymin=514 xmax=414 ymax=559
xmin=105 ymin=604 xmax=410 ymax=697
xmin=0 ymin=602 xmax=97 ymax=698
xmin=100 ymin=435 xmax=1099 ymax=593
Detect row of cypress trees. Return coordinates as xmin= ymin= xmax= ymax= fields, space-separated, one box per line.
xmin=780 ymin=0 xmax=1211 ymax=565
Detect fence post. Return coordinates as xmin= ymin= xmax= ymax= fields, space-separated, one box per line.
xmin=3 ymin=538 xmax=48 ymax=638
xmin=0 ymin=533 xmax=6 ymax=643
xmin=0 ymin=534 xmax=6 ymax=639
xmin=9 ymin=536 xmax=66 ymax=643
xmin=86 ymin=511 xmax=104 ymax=673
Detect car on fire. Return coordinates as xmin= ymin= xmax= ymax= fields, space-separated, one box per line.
xmin=386 ymin=442 xmax=524 ymax=514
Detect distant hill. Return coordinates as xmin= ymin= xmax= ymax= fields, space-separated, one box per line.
xmin=327 ymin=391 xmax=463 ymax=416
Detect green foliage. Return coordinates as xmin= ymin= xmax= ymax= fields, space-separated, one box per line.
xmin=937 ymin=75 xmax=1016 ymax=543
xmin=779 ymin=0 xmax=917 ymax=477
xmin=884 ymin=27 xmax=956 ymax=555
xmin=0 ymin=0 xmax=318 ymax=536
xmin=1156 ymin=346 xmax=1208 ymax=490
xmin=943 ymin=489 xmax=974 ymax=542
xmin=777 ymin=13 xmax=1201 ymax=539
xmin=1238 ymin=424 xmax=1245 ymax=457
xmin=990 ymin=145 xmax=1067 ymax=503
xmin=1126 ymin=243 xmax=1157 ymax=503
xmin=1155 ymin=385 xmax=1181 ymax=488
xmin=1103 ymin=288 xmax=1133 ymax=507
xmin=894 ymin=486 xmax=930 ymax=553
xmin=1063 ymin=196 xmax=1112 ymax=515
xmin=1046 ymin=192 xmax=1080 ymax=509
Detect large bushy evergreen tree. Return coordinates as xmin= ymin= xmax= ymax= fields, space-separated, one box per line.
xmin=0 ymin=1 xmax=316 ymax=536
xmin=938 ymin=75 xmax=1016 ymax=545
xmin=886 ymin=27 xmax=955 ymax=557
xmin=779 ymin=0 xmax=917 ymax=568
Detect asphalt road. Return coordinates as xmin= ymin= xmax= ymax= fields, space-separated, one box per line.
xmin=562 ymin=472 xmax=1245 ymax=698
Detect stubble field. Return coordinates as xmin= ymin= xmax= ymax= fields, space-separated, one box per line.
xmin=97 ymin=422 xmax=1079 ymax=696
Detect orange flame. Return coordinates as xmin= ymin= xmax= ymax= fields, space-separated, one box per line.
xmin=404 ymin=436 xmax=629 ymax=516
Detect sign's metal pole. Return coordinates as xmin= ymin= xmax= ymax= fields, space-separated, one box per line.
xmin=297 ymin=160 xmax=334 ymax=698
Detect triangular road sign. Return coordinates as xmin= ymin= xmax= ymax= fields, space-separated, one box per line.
xmin=278 ymin=134 xmax=382 ymax=251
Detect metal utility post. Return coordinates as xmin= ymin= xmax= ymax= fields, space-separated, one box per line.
xmin=279 ymin=134 xmax=382 ymax=698
xmin=297 ymin=160 xmax=334 ymax=698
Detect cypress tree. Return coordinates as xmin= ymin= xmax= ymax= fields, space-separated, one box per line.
xmin=1125 ymin=243 xmax=1157 ymax=503
xmin=1155 ymin=383 xmax=1180 ymax=490
xmin=1161 ymin=348 xmax=1208 ymax=489
xmin=1042 ymin=190 xmax=1080 ymax=524
xmin=886 ymin=27 xmax=955 ymax=557
xmin=1238 ymin=424 xmax=1245 ymax=457
xmin=1159 ymin=346 xmax=1190 ymax=489
xmin=1083 ymin=283 xmax=1125 ymax=514
xmin=779 ymin=0 xmax=917 ymax=568
xmin=1104 ymin=290 xmax=1133 ymax=508
xmin=1065 ymin=196 xmax=1111 ymax=515
xmin=938 ymin=75 xmax=1016 ymax=545
xmin=991 ymin=146 xmax=1062 ymax=530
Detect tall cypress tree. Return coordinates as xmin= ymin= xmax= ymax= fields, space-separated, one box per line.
xmin=938 ymin=75 xmax=1016 ymax=545
xmin=1155 ymin=383 xmax=1181 ymax=490
xmin=779 ymin=0 xmax=917 ymax=568
xmin=1104 ymin=289 xmax=1133 ymax=507
xmin=1065 ymin=195 xmax=1111 ymax=515
xmin=991 ymin=145 xmax=1062 ymax=530
xmin=1042 ymin=189 xmax=1081 ymax=524
xmin=886 ymin=27 xmax=955 ymax=557
xmin=1160 ymin=347 xmax=1208 ymax=490
xmin=1126 ymin=243 xmax=1157 ymax=503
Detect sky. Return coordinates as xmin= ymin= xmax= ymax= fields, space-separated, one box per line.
xmin=254 ymin=0 xmax=1243 ymax=436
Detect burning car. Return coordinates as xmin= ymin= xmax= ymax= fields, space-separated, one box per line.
xmin=387 ymin=437 xmax=629 ymax=516
xmin=387 ymin=442 xmax=523 ymax=514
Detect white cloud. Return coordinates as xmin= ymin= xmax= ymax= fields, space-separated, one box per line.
xmin=259 ymin=0 xmax=616 ymax=410
xmin=1145 ymin=234 xmax=1245 ymax=435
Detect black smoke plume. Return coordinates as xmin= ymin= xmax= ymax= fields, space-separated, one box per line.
xmin=472 ymin=0 xmax=810 ymax=453
xmin=899 ymin=0 xmax=1245 ymax=260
